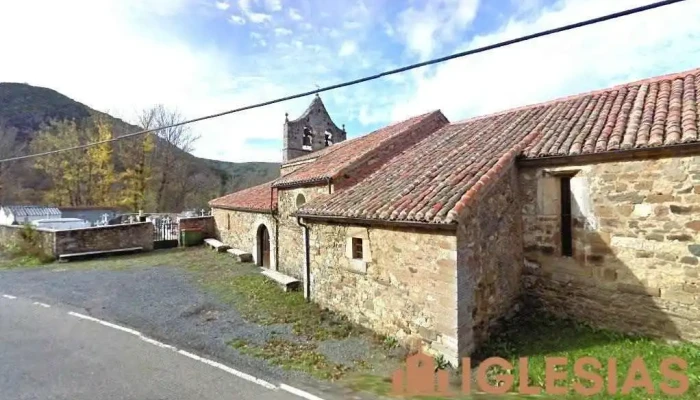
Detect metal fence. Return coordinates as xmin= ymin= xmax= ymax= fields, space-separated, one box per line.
xmin=153 ymin=218 xmax=179 ymax=248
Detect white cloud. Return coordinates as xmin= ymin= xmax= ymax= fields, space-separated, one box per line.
xmin=301 ymin=22 xmax=312 ymax=30
xmin=288 ymin=8 xmax=303 ymax=21
xmin=237 ymin=0 xmax=271 ymax=23
xmin=229 ymin=14 xmax=246 ymax=24
xmin=274 ymin=27 xmax=293 ymax=36
xmin=338 ymin=40 xmax=358 ymax=57
xmin=248 ymin=12 xmax=272 ymax=23
xmin=237 ymin=0 xmax=251 ymax=12
xmin=384 ymin=22 xmax=394 ymax=37
xmin=264 ymin=0 xmax=282 ymax=12
xmin=0 ymin=0 xmax=312 ymax=163
xmin=397 ymin=0 xmax=480 ymax=59
xmin=215 ymin=1 xmax=230 ymax=10
xmin=391 ymin=0 xmax=700 ymax=124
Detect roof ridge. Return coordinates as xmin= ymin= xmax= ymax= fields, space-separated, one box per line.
xmin=451 ymin=66 xmax=700 ymax=126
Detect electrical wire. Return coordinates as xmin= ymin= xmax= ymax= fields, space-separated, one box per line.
xmin=0 ymin=0 xmax=687 ymax=164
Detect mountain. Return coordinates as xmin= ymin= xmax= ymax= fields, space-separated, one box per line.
xmin=0 ymin=82 xmax=280 ymax=209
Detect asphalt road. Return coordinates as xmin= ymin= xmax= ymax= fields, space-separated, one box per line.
xmin=0 ymin=296 xmax=297 ymax=400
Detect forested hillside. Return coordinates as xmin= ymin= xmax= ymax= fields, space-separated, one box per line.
xmin=0 ymin=82 xmax=280 ymax=211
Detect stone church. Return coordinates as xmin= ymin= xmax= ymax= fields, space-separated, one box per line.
xmin=210 ymin=67 xmax=700 ymax=364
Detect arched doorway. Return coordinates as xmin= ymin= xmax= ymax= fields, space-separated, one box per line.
xmin=257 ymin=225 xmax=271 ymax=268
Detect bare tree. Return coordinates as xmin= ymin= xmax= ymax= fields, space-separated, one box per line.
xmin=146 ymin=105 xmax=201 ymax=212
xmin=0 ymin=120 xmax=24 ymax=202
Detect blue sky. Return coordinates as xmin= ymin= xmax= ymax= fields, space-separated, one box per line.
xmin=1 ymin=0 xmax=700 ymax=162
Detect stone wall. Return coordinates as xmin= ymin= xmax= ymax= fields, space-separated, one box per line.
xmin=0 ymin=224 xmax=55 ymax=259
xmin=211 ymin=208 xmax=276 ymax=268
xmin=521 ymin=155 xmax=700 ymax=342
xmin=307 ymin=220 xmax=459 ymax=363
xmin=179 ymin=216 xmax=215 ymax=238
xmin=456 ymin=165 xmax=524 ymax=357
xmin=277 ymin=185 xmax=329 ymax=278
xmin=1 ymin=222 xmax=154 ymax=259
xmin=54 ymin=223 xmax=154 ymax=255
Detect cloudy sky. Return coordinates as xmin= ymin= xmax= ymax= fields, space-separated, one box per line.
xmin=1 ymin=0 xmax=699 ymax=163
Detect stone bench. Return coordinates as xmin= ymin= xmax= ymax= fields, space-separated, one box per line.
xmin=58 ymin=247 xmax=144 ymax=262
xmin=227 ymin=248 xmax=252 ymax=263
xmin=260 ymin=268 xmax=301 ymax=292
xmin=204 ymin=238 xmax=230 ymax=252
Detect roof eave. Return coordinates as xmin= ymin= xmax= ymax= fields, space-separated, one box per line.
xmin=294 ymin=213 xmax=458 ymax=231
xmin=272 ymin=176 xmax=329 ymax=189
xmin=210 ymin=205 xmax=277 ymax=214
xmin=518 ymin=141 xmax=700 ymax=168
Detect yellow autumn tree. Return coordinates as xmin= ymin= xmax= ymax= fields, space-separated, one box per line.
xmin=85 ymin=116 xmax=117 ymax=206
xmin=118 ymin=134 xmax=155 ymax=212
xmin=31 ymin=120 xmax=88 ymax=206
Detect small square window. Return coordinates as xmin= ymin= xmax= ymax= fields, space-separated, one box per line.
xmin=351 ymin=237 xmax=363 ymax=259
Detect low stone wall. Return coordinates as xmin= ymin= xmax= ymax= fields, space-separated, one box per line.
xmin=179 ymin=216 xmax=216 ymax=238
xmin=307 ymin=221 xmax=458 ymax=363
xmin=0 ymin=222 xmax=154 ymax=259
xmin=0 ymin=224 xmax=56 ymax=259
xmin=54 ymin=222 xmax=154 ymax=255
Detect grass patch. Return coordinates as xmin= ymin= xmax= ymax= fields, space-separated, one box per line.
xmin=225 ymin=274 xmax=367 ymax=340
xmin=469 ymin=313 xmax=700 ymax=399
xmin=230 ymin=338 xmax=350 ymax=380
xmin=347 ymin=312 xmax=700 ymax=400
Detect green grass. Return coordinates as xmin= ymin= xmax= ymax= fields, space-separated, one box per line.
xmin=467 ymin=313 xmax=700 ymax=399
xmin=230 ymin=338 xmax=350 ymax=380
xmin=224 ymin=274 xmax=368 ymax=340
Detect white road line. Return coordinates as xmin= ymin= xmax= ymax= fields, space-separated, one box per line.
xmin=68 ymin=312 xmax=141 ymax=336
xmin=33 ymin=302 xmax=51 ymax=308
xmin=178 ymin=350 xmax=278 ymax=390
xmin=66 ymin=311 xmax=281 ymax=393
xmin=139 ymin=336 xmax=177 ymax=350
xmin=2 ymin=294 xmax=17 ymax=299
xmin=279 ymin=384 xmax=327 ymax=400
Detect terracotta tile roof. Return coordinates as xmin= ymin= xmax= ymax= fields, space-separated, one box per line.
xmin=298 ymin=67 xmax=700 ymax=224
xmin=208 ymin=180 xmax=277 ymax=212
xmin=524 ymin=67 xmax=700 ymax=157
xmin=273 ymin=111 xmax=448 ymax=188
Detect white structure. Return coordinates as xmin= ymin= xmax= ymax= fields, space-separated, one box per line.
xmin=31 ymin=218 xmax=91 ymax=230
xmin=0 ymin=206 xmax=61 ymax=225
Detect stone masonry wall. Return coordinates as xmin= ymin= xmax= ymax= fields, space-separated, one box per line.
xmin=54 ymin=222 xmax=154 ymax=255
xmin=179 ymin=216 xmax=215 ymax=238
xmin=277 ymin=185 xmax=329 ymax=278
xmin=1 ymin=223 xmax=154 ymax=259
xmin=0 ymin=224 xmax=55 ymax=259
xmin=308 ymin=221 xmax=459 ymax=364
xmin=456 ymin=165 xmax=524 ymax=357
xmin=521 ymin=155 xmax=700 ymax=342
xmin=212 ymin=208 xmax=276 ymax=268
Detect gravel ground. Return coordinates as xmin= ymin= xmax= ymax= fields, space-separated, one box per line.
xmin=0 ymin=261 xmax=379 ymax=400
xmin=317 ymin=338 xmax=372 ymax=367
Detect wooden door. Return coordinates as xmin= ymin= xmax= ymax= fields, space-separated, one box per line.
xmin=258 ymin=225 xmax=271 ymax=268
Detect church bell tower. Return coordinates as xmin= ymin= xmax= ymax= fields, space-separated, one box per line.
xmin=282 ymin=94 xmax=346 ymax=162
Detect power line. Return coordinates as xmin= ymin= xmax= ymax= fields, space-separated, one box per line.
xmin=0 ymin=0 xmax=687 ymax=164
